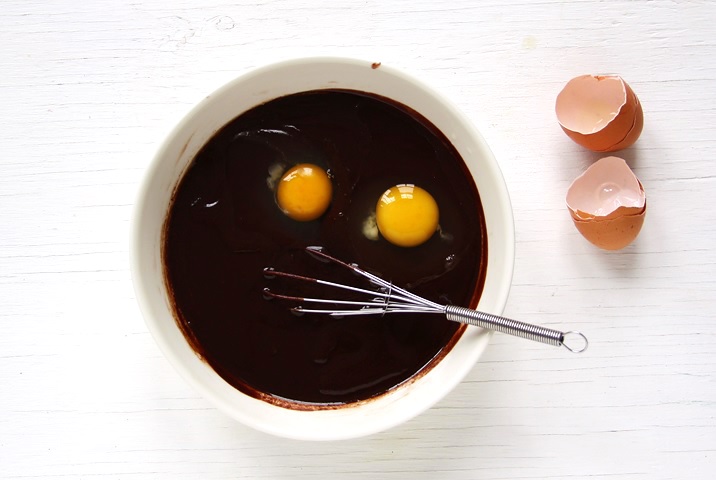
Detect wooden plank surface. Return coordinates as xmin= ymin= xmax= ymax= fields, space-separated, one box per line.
xmin=1 ymin=0 xmax=714 ymax=478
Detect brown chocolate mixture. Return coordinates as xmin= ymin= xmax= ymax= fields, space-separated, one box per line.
xmin=163 ymin=90 xmax=487 ymax=407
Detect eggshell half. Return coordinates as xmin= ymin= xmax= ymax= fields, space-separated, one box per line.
xmin=556 ymin=75 xmax=644 ymax=152
xmin=566 ymin=156 xmax=646 ymax=250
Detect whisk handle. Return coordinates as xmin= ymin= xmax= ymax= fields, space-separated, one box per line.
xmin=444 ymin=305 xmax=587 ymax=353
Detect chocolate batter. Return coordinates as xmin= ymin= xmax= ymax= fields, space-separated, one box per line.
xmin=163 ymin=90 xmax=487 ymax=407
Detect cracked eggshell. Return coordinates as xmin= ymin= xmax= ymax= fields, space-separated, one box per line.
xmin=566 ymin=156 xmax=646 ymax=250
xmin=556 ymin=75 xmax=643 ymax=152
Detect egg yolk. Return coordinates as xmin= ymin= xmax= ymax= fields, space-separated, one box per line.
xmin=276 ymin=163 xmax=333 ymax=221
xmin=376 ymin=184 xmax=439 ymax=247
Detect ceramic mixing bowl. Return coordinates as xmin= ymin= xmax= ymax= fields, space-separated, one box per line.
xmin=131 ymin=57 xmax=514 ymax=440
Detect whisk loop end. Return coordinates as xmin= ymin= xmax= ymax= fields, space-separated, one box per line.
xmin=264 ymin=247 xmax=588 ymax=353
xmin=562 ymin=331 xmax=589 ymax=353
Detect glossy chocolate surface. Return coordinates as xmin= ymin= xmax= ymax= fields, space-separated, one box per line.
xmin=163 ymin=90 xmax=486 ymax=406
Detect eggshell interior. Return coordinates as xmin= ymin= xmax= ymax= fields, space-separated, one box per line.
xmin=566 ymin=156 xmax=646 ymax=250
xmin=567 ymin=156 xmax=645 ymax=217
xmin=556 ymin=75 xmax=643 ymax=152
xmin=556 ymin=75 xmax=626 ymax=134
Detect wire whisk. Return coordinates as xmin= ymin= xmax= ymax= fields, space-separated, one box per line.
xmin=263 ymin=246 xmax=588 ymax=353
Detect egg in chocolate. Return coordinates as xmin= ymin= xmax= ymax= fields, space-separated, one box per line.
xmin=376 ymin=184 xmax=439 ymax=247
xmin=276 ymin=163 xmax=333 ymax=221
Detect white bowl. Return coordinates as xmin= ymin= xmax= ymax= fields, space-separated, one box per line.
xmin=131 ymin=57 xmax=514 ymax=441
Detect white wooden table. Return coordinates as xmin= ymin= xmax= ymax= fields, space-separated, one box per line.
xmin=2 ymin=1 xmax=715 ymax=478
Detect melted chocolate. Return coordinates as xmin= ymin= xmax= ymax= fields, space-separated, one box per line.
xmin=163 ymin=90 xmax=487 ymax=407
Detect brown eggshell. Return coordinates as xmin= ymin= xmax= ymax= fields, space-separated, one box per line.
xmin=556 ymin=75 xmax=643 ymax=152
xmin=566 ymin=156 xmax=646 ymax=250
xmin=570 ymin=203 xmax=646 ymax=250
xmin=607 ymin=90 xmax=644 ymax=151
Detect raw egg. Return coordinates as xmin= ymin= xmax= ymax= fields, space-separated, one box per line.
xmin=566 ymin=156 xmax=646 ymax=250
xmin=276 ymin=163 xmax=332 ymax=221
xmin=556 ymin=75 xmax=643 ymax=152
xmin=376 ymin=184 xmax=439 ymax=247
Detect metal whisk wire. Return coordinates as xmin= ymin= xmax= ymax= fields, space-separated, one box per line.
xmin=263 ymin=246 xmax=588 ymax=353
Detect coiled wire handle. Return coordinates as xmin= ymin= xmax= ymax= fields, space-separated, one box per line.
xmin=265 ymin=247 xmax=589 ymax=354
xmin=445 ymin=305 xmax=588 ymax=353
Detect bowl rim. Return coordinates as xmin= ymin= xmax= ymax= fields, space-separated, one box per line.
xmin=130 ymin=56 xmax=515 ymax=441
